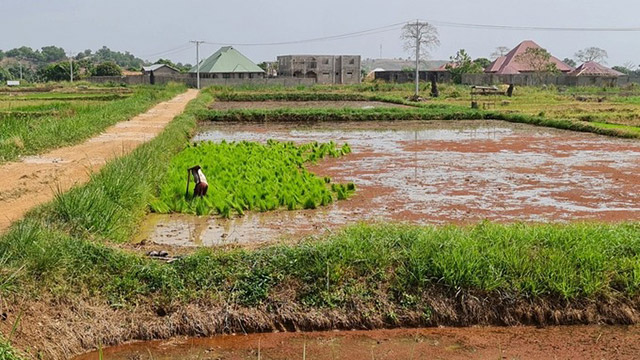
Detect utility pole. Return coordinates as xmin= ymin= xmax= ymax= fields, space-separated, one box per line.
xmin=190 ymin=40 xmax=204 ymax=89
xmin=67 ymin=50 xmax=74 ymax=83
xmin=18 ymin=60 xmax=22 ymax=81
xmin=415 ymin=19 xmax=420 ymax=98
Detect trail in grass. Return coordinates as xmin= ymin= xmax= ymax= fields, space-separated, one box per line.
xmin=0 ymin=89 xmax=199 ymax=233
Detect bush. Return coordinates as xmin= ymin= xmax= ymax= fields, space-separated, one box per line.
xmin=93 ymin=61 xmax=123 ymax=76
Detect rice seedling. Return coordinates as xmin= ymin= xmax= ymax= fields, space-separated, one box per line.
xmin=151 ymin=139 xmax=355 ymax=217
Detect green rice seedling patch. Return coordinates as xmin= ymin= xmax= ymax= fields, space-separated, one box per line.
xmin=151 ymin=140 xmax=354 ymax=217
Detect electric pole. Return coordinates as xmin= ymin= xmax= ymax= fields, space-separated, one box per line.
xmin=190 ymin=40 xmax=204 ymax=89
xmin=67 ymin=50 xmax=74 ymax=83
xmin=415 ymin=20 xmax=420 ymax=98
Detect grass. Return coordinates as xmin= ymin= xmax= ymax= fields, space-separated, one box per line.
xmin=1 ymin=84 xmax=640 ymax=356
xmin=0 ymin=83 xmax=185 ymax=163
xmin=151 ymin=140 xmax=354 ymax=217
xmin=0 ymin=337 xmax=22 ymax=360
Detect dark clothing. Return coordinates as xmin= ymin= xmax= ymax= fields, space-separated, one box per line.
xmin=194 ymin=182 xmax=208 ymax=197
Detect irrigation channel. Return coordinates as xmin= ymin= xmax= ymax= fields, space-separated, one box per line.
xmin=75 ymin=325 xmax=640 ymax=359
xmin=136 ymin=120 xmax=640 ymax=247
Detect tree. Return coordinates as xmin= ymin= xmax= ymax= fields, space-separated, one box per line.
xmin=400 ymin=21 xmax=440 ymax=97
xmin=562 ymin=58 xmax=577 ymax=68
xmin=41 ymin=61 xmax=78 ymax=81
xmin=93 ymin=61 xmax=122 ymax=76
xmin=446 ymin=49 xmax=483 ymax=84
xmin=515 ymin=47 xmax=558 ymax=83
xmin=40 ymin=46 xmax=66 ymax=63
xmin=575 ymin=47 xmax=608 ymax=64
xmin=491 ymin=46 xmax=510 ymax=60
xmin=0 ymin=50 xmax=4 ymax=61
xmin=0 ymin=66 xmax=11 ymax=82
xmin=612 ymin=66 xmax=631 ymax=75
xmin=473 ymin=57 xmax=492 ymax=69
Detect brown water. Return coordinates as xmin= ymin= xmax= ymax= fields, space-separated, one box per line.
xmin=74 ymin=325 xmax=640 ymax=360
xmin=135 ymin=120 xmax=640 ymax=247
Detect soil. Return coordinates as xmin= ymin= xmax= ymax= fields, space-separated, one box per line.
xmin=0 ymin=89 xmax=199 ymax=233
xmin=209 ymin=100 xmax=410 ymax=110
xmin=74 ymin=326 xmax=640 ymax=360
xmin=137 ymin=120 xmax=640 ymax=247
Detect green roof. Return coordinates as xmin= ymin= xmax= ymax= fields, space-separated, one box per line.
xmin=189 ymin=46 xmax=264 ymax=74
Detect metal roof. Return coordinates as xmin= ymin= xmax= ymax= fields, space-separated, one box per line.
xmin=142 ymin=64 xmax=178 ymax=72
xmin=485 ymin=40 xmax=573 ymax=74
xmin=569 ymin=61 xmax=624 ymax=77
xmin=189 ymin=46 xmax=264 ymax=74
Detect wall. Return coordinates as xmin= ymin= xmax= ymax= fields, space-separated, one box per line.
xmin=87 ymin=75 xmax=315 ymax=88
xmin=277 ymin=55 xmax=361 ymax=84
xmin=461 ymin=73 xmax=638 ymax=87
xmin=374 ymin=71 xmax=453 ymax=83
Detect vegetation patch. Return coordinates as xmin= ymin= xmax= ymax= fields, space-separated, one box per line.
xmin=0 ymin=83 xmax=185 ymax=163
xmin=151 ymin=140 xmax=354 ymax=217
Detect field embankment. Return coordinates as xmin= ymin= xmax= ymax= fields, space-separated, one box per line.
xmin=0 ymin=88 xmax=198 ymax=232
xmin=1 ymin=86 xmax=640 ymax=358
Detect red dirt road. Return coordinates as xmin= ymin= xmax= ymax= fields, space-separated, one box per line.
xmin=75 ymin=326 xmax=640 ymax=360
xmin=0 ymin=89 xmax=198 ymax=233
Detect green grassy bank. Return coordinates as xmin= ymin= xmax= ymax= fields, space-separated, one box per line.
xmin=0 ymin=83 xmax=185 ymax=163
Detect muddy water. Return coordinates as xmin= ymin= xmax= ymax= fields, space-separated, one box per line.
xmin=74 ymin=325 xmax=640 ymax=360
xmin=136 ymin=120 xmax=640 ymax=247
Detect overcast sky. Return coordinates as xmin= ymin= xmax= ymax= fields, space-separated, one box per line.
xmin=2 ymin=0 xmax=639 ymax=67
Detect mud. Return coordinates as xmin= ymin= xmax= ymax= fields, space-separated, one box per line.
xmin=74 ymin=326 xmax=640 ymax=360
xmin=209 ymin=100 xmax=409 ymax=110
xmin=138 ymin=120 xmax=640 ymax=247
xmin=0 ymin=89 xmax=199 ymax=233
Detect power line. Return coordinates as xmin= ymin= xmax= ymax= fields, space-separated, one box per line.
xmin=201 ymin=21 xmax=407 ymax=47
xmin=142 ymin=43 xmax=192 ymax=58
xmin=425 ymin=19 xmax=640 ymax=32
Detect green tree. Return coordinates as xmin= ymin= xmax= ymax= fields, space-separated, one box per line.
xmin=0 ymin=50 xmax=4 ymax=61
xmin=563 ymin=58 xmax=577 ymax=68
xmin=446 ymin=49 xmax=483 ymax=84
xmin=0 ymin=65 xmax=11 ymax=82
xmin=612 ymin=66 xmax=631 ymax=75
xmin=41 ymin=61 xmax=78 ymax=81
xmin=5 ymin=46 xmax=43 ymax=63
xmin=40 ymin=46 xmax=67 ymax=62
xmin=93 ymin=61 xmax=122 ymax=76
xmin=473 ymin=57 xmax=492 ymax=69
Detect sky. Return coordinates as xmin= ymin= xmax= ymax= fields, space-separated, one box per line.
xmin=1 ymin=0 xmax=639 ymax=67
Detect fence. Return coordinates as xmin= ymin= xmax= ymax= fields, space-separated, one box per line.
xmin=461 ymin=73 xmax=639 ymax=87
xmin=87 ymin=75 xmax=316 ymax=88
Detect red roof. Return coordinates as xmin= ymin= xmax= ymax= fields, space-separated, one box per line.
xmin=569 ymin=61 xmax=624 ymax=77
xmin=485 ymin=40 xmax=573 ymax=74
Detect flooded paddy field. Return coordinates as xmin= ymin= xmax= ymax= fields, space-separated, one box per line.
xmin=75 ymin=325 xmax=640 ymax=360
xmin=136 ymin=120 xmax=640 ymax=247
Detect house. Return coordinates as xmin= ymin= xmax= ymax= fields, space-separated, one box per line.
xmin=485 ymin=40 xmax=573 ymax=75
xmin=142 ymin=64 xmax=180 ymax=75
xmin=189 ymin=46 xmax=264 ymax=79
xmin=569 ymin=61 xmax=624 ymax=77
xmin=277 ymin=55 xmax=361 ymax=84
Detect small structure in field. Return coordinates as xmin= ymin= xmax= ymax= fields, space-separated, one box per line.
xmin=569 ymin=61 xmax=624 ymax=77
xmin=142 ymin=64 xmax=180 ymax=76
xmin=485 ymin=40 xmax=573 ymax=75
xmin=190 ymin=46 xmax=265 ymax=79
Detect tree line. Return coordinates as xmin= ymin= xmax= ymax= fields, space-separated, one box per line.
xmin=0 ymin=45 xmax=192 ymax=83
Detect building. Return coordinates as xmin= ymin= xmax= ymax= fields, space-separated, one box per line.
xmin=190 ymin=46 xmax=264 ymax=79
xmin=485 ymin=40 xmax=573 ymax=75
xmin=277 ymin=55 xmax=361 ymax=84
xmin=142 ymin=64 xmax=180 ymax=76
xmin=569 ymin=61 xmax=624 ymax=77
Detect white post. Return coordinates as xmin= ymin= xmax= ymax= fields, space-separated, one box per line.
xmin=190 ymin=40 xmax=203 ymax=89
xmin=69 ymin=56 xmax=73 ymax=83
xmin=415 ymin=20 xmax=420 ymax=97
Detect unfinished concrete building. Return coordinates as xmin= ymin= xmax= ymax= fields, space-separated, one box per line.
xmin=277 ymin=55 xmax=361 ymax=84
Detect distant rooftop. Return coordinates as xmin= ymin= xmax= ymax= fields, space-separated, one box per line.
xmin=189 ymin=46 xmax=264 ymax=74
xmin=485 ymin=40 xmax=573 ymax=74
xmin=569 ymin=61 xmax=624 ymax=77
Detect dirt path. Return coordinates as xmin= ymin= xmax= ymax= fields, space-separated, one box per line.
xmin=0 ymin=89 xmax=199 ymax=233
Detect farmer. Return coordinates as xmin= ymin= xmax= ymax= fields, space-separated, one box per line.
xmin=188 ymin=165 xmax=208 ymax=197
